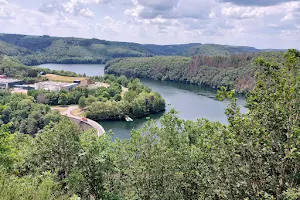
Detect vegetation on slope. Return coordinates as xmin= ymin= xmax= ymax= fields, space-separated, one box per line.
xmin=0 ymin=91 xmax=62 ymax=135
xmin=0 ymin=49 xmax=299 ymax=199
xmin=0 ymin=55 xmax=78 ymax=83
xmin=0 ymin=34 xmax=154 ymax=65
xmin=29 ymin=75 xmax=166 ymax=121
xmin=0 ymin=33 xmax=282 ymax=66
xmin=0 ymin=56 xmax=165 ymax=121
xmin=183 ymin=44 xmax=260 ymax=56
xmin=105 ymin=52 xmax=285 ymax=93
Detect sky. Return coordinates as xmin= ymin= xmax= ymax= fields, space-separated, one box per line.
xmin=0 ymin=0 xmax=299 ymax=49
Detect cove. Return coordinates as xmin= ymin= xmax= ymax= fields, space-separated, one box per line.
xmin=36 ymin=63 xmax=246 ymax=139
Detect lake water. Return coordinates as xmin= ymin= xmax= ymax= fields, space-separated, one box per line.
xmin=36 ymin=63 xmax=246 ymax=139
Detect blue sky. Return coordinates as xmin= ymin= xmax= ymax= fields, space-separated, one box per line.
xmin=0 ymin=0 xmax=299 ymax=48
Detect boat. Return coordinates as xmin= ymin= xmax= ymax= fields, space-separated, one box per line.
xmin=125 ymin=115 xmax=133 ymax=122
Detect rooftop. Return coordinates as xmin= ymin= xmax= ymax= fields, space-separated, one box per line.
xmin=0 ymin=78 xmax=22 ymax=84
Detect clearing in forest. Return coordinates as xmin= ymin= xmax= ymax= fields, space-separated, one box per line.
xmin=42 ymin=74 xmax=89 ymax=83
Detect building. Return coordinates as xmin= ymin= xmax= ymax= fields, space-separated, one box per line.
xmin=0 ymin=78 xmax=24 ymax=89
xmin=34 ymin=81 xmax=79 ymax=92
xmin=61 ymin=83 xmax=79 ymax=90
xmin=14 ymin=85 xmax=35 ymax=90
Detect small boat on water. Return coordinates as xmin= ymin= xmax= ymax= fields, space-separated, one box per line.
xmin=125 ymin=115 xmax=133 ymax=122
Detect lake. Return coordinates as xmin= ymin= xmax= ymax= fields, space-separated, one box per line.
xmin=37 ymin=63 xmax=246 ymax=139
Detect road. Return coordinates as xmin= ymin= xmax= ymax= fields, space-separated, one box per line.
xmin=58 ymin=105 xmax=105 ymax=136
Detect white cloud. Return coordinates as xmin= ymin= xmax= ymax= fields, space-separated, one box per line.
xmin=221 ymin=6 xmax=266 ymax=19
xmin=0 ymin=3 xmax=16 ymax=19
xmin=125 ymin=0 xmax=214 ymax=20
xmin=63 ymin=0 xmax=95 ymax=18
xmin=62 ymin=0 xmax=111 ymax=18
xmin=0 ymin=0 xmax=8 ymax=5
xmin=104 ymin=16 xmax=113 ymax=21
xmin=0 ymin=0 xmax=299 ymax=49
xmin=0 ymin=1 xmax=83 ymax=38
xmin=219 ymin=0 xmax=297 ymax=6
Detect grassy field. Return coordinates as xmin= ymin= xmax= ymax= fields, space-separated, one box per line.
xmin=51 ymin=106 xmax=68 ymax=114
xmin=43 ymin=74 xmax=89 ymax=83
xmin=71 ymin=107 xmax=85 ymax=117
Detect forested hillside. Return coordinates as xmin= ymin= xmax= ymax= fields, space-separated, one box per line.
xmin=105 ymin=52 xmax=285 ymax=93
xmin=0 ymin=33 xmax=281 ymax=66
xmin=0 ymin=49 xmax=299 ymax=199
xmin=182 ymin=44 xmax=260 ymax=56
xmin=0 ymin=34 xmax=154 ymax=65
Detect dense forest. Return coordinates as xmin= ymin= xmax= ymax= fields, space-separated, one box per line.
xmin=0 ymin=33 xmax=284 ymax=65
xmin=105 ymin=52 xmax=285 ymax=93
xmin=0 ymin=49 xmax=299 ymax=199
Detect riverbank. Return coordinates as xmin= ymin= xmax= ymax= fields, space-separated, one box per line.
xmin=36 ymin=63 xmax=246 ymax=139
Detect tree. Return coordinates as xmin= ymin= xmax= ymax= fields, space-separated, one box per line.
xmin=114 ymin=94 xmax=122 ymax=102
xmin=78 ymin=96 xmax=86 ymax=108
xmin=0 ymin=124 xmax=14 ymax=170
xmin=24 ymin=119 xmax=82 ymax=189
xmin=58 ymin=93 xmax=68 ymax=106
xmin=217 ymin=49 xmax=300 ymax=199
xmin=69 ymin=131 xmax=118 ymax=199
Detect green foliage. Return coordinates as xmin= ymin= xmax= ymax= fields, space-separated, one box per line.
xmin=86 ymin=78 xmax=165 ymax=121
xmin=78 ymin=96 xmax=87 ymax=108
xmin=106 ymin=52 xmax=285 ymax=93
xmin=0 ymin=124 xmax=15 ymax=170
xmin=0 ymin=48 xmax=298 ymax=199
xmin=24 ymin=119 xmax=82 ymax=183
xmin=0 ymin=171 xmax=61 ymax=200
xmin=0 ymin=55 xmax=79 ymax=84
xmin=183 ymin=43 xmax=260 ymax=56
xmin=0 ymin=34 xmax=153 ymax=65
xmin=68 ymin=131 xmax=118 ymax=199
xmin=0 ymin=93 xmax=62 ymax=135
xmin=0 ymin=40 xmax=29 ymax=56
xmin=28 ymin=74 xmax=165 ymax=121
xmin=0 ymin=33 xmax=282 ymax=66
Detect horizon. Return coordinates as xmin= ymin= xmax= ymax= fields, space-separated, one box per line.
xmin=0 ymin=32 xmax=289 ymax=50
xmin=0 ymin=0 xmax=299 ymax=49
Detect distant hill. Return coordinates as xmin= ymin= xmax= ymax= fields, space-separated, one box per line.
xmin=0 ymin=33 xmax=286 ymax=65
xmin=105 ymin=52 xmax=286 ymax=93
xmin=182 ymin=44 xmax=261 ymax=56
xmin=142 ymin=43 xmax=202 ymax=55
xmin=0 ymin=40 xmax=29 ymax=56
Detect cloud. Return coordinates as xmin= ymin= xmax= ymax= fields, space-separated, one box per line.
xmin=58 ymin=17 xmax=81 ymax=28
xmin=218 ymin=0 xmax=298 ymax=6
xmin=221 ymin=6 xmax=267 ymax=19
xmin=0 ymin=0 xmax=8 ymax=5
xmin=63 ymin=0 xmax=95 ymax=18
xmin=0 ymin=0 xmax=300 ymax=49
xmin=0 ymin=3 xmax=16 ymax=19
xmin=137 ymin=0 xmax=179 ymax=11
xmin=125 ymin=0 xmax=215 ymax=19
xmin=0 ymin=0 xmax=83 ymax=39
xmin=39 ymin=0 xmax=111 ymax=18
xmin=39 ymin=2 xmax=61 ymax=14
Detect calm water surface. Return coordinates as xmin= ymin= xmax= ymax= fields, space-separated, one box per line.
xmin=37 ymin=64 xmax=246 ymax=139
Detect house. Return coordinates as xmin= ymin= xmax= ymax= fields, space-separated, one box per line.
xmin=0 ymin=78 xmax=24 ymax=89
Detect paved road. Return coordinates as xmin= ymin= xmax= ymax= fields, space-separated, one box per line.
xmin=60 ymin=105 xmax=105 ymax=136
